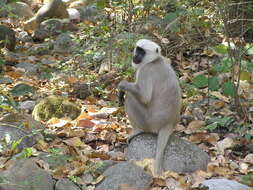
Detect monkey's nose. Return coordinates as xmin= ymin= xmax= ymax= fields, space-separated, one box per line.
xmin=133 ymin=55 xmax=142 ymax=64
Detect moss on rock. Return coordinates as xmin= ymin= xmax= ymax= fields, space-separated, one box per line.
xmin=32 ymin=95 xmax=81 ymax=121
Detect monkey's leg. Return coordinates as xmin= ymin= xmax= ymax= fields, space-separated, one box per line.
xmin=126 ymin=93 xmax=149 ymax=143
xmin=154 ymin=125 xmax=174 ymax=175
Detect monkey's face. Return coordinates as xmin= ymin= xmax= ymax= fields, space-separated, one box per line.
xmin=132 ymin=39 xmax=161 ymax=69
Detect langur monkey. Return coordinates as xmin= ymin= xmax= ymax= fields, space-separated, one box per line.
xmin=118 ymin=39 xmax=181 ymax=174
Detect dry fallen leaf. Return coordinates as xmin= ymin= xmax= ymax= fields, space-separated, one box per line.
xmin=244 ymin=154 xmax=253 ymax=164
xmin=77 ymin=119 xmax=95 ymax=128
xmin=63 ymin=137 xmax=85 ymax=147
xmin=217 ymin=137 xmax=235 ymax=154
xmin=185 ymin=120 xmax=204 ymax=134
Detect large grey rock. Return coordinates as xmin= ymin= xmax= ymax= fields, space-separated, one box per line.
xmin=127 ymin=133 xmax=210 ymax=173
xmin=55 ymin=178 xmax=80 ymax=190
xmin=0 ymin=25 xmax=16 ymax=51
xmin=16 ymin=62 xmax=39 ymax=75
xmin=36 ymin=152 xmax=68 ymax=169
xmin=9 ymin=2 xmax=34 ymax=18
xmin=96 ymin=161 xmax=152 ymax=190
xmin=19 ymin=100 xmax=36 ymax=111
xmin=0 ymin=113 xmax=43 ymax=150
xmin=201 ymin=179 xmax=250 ymax=190
xmin=53 ymin=33 xmax=75 ymax=53
xmin=0 ymin=159 xmax=54 ymax=190
xmin=32 ymin=19 xmax=77 ymax=41
xmin=28 ymin=43 xmax=52 ymax=55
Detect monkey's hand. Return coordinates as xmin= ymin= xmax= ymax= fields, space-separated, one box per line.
xmin=118 ymin=90 xmax=125 ymax=106
xmin=118 ymin=80 xmax=129 ymax=91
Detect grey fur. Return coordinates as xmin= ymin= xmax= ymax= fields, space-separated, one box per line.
xmin=118 ymin=39 xmax=181 ymax=174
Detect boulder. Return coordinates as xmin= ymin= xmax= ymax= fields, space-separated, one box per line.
xmin=201 ymin=179 xmax=250 ymax=190
xmin=32 ymin=19 xmax=77 ymax=41
xmin=28 ymin=43 xmax=52 ymax=55
xmin=0 ymin=159 xmax=54 ymax=190
xmin=127 ymin=133 xmax=210 ymax=173
xmin=32 ymin=95 xmax=81 ymax=121
xmin=96 ymin=161 xmax=152 ymax=190
xmin=53 ymin=33 xmax=75 ymax=53
xmin=9 ymin=2 xmax=34 ymax=18
xmin=16 ymin=62 xmax=39 ymax=75
xmin=0 ymin=113 xmax=43 ymax=150
xmin=0 ymin=25 xmax=16 ymax=51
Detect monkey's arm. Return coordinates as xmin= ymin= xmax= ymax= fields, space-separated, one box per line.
xmin=118 ymin=78 xmax=152 ymax=105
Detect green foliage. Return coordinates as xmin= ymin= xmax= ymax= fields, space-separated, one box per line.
xmin=209 ymin=76 xmax=219 ymax=91
xmin=10 ymin=83 xmax=34 ymax=97
xmin=47 ymin=148 xmax=71 ymax=168
xmin=21 ymin=147 xmax=33 ymax=158
xmin=214 ymin=44 xmax=228 ymax=55
xmin=97 ymin=0 xmax=105 ymax=9
xmin=11 ymin=138 xmax=22 ymax=150
xmin=163 ymin=12 xmax=180 ymax=33
xmin=221 ymin=82 xmax=235 ymax=98
xmin=0 ymin=93 xmax=19 ymax=111
xmin=213 ymin=57 xmax=231 ymax=73
xmin=205 ymin=116 xmax=235 ymax=131
xmin=241 ymin=173 xmax=253 ymax=186
xmin=69 ymin=176 xmax=81 ymax=183
xmin=192 ymin=74 xmax=208 ymax=88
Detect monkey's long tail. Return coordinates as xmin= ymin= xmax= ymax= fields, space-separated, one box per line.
xmin=154 ymin=125 xmax=174 ymax=175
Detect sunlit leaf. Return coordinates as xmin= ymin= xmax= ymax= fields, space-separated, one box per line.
xmin=240 ymin=71 xmax=250 ymax=82
xmin=22 ymin=147 xmax=33 ymax=158
xmin=214 ymin=44 xmax=228 ymax=55
xmin=97 ymin=0 xmax=105 ymax=9
xmin=11 ymin=138 xmax=22 ymax=150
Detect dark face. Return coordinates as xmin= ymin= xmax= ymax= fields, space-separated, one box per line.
xmin=133 ymin=46 xmax=146 ymax=64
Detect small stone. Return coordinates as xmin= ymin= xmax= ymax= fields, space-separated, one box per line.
xmin=16 ymin=62 xmax=39 ymax=75
xmin=96 ymin=161 xmax=152 ymax=190
xmin=19 ymin=100 xmax=36 ymax=111
xmin=18 ymin=31 xmax=33 ymax=43
xmin=201 ymin=179 xmax=250 ymax=190
xmin=53 ymin=33 xmax=75 ymax=53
